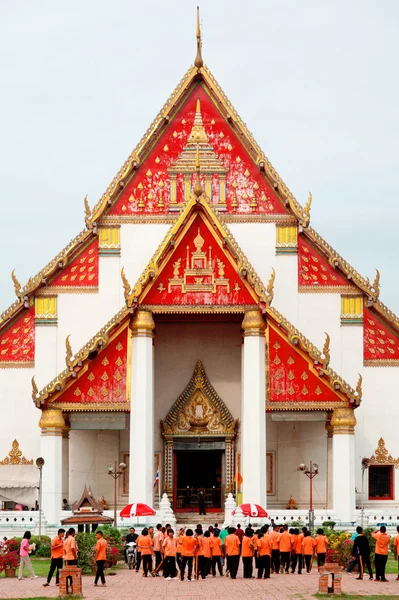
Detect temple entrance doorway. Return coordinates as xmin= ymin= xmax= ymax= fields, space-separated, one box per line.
xmin=173 ymin=449 xmax=223 ymax=512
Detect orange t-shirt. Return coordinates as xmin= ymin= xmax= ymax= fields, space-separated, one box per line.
xmin=138 ymin=535 xmax=153 ymax=556
xmin=51 ymin=536 xmax=64 ymax=559
xmin=64 ymin=536 xmax=77 ymax=561
xmin=95 ymin=537 xmax=107 ymax=561
xmin=270 ymin=530 xmax=280 ymax=550
xmin=177 ymin=535 xmax=184 ymax=553
xmin=181 ymin=536 xmax=197 ymax=557
xmin=257 ymin=536 xmax=271 ymax=557
xmin=241 ymin=536 xmax=254 ymax=558
xmin=394 ymin=534 xmax=399 ymax=554
xmin=202 ymin=537 xmax=212 ymax=558
xmin=163 ymin=537 xmax=177 ymax=557
xmin=372 ymin=532 xmax=390 ymax=555
xmin=196 ymin=534 xmax=204 ymax=556
xmin=294 ymin=533 xmax=304 ymax=554
xmin=303 ymin=537 xmax=315 ymax=555
xmin=225 ymin=534 xmax=240 ymax=556
xmin=315 ymin=535 xmax=328 ymax=554
xmin=210 ymin=537 xmax=222 ymax=556
xmin=279 ymin=531 xmax=292 ymax=552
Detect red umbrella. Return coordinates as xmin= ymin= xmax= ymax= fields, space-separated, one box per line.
xmin=120 ymin=503 xmax=156 ymax=518
xmin=232 ymin=503 xmax=268 ymax=518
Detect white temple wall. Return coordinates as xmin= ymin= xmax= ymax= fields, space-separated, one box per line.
xmin=120 ymin=223 xmax=170 ymax=285
xmin=229 ymin=223 xmax=276 ymax=287
xmin=98 ymin=255 xmax=122 ymax=324
xmin=35 ymin=325 xmax=59 ymax=388
xmin=273 ymin=254 xmax=299 ymax=324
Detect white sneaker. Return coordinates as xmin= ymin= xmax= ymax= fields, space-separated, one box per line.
xmin=166 ymin=576 xmax=172 ymax=580
xmin=173 ymin=576 xmax=179 ymax=580
xmin=31 ymin=576 xmax=39 ymax=579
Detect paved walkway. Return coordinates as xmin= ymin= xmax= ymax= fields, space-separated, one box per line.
xmin=0 ymin=567 xmax=397 ymax=599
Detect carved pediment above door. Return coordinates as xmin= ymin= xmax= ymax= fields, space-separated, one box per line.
xmin=161 ymin=360 xmax=237 ymax=438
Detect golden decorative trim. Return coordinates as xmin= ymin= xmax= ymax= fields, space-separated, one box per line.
xmin=39 ymin=408 xmax=66 ymax=431
xmin=369 ymin=438 xmax=399 ymax=468
xmin=142 ymin=304 xmax=254 ymax=314
xmin=50 ymin=403 xmax=130 ymax=412
xmin=298 ymin=285 xmax=358 ymax=294
xmin=129 ymin=309 xmax=155 ymax=335
xmin=331 ymin=406 xmax=357 ymax=434
xmin=11 ymin=270 xmax=23 ymax=300
xmin=242 ymin=309 xmax=266 ymax=336
xmin=99 ymin=215 xmax=176 ymax=225
xmin=0 ymin=361 xmax=34 ymax=369
xmin=364 ymin=359 xmax=399 ymax=367
xmin=0 ymin=440 xmax=33 ymax=465
xmin=35 ymin=287 xmax=98 ymax=296
xmin=267 ymin=402 xmax=346 ymax=411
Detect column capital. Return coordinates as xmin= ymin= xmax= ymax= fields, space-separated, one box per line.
xmin=39 ymin=408 xmax=65 ymax=436
xmin=331 ymin=406 xmax=357 ymax=435
xmin=325 ymin=419 xmax=333 ymax=439
xmin=241 ymin=310 xmax=266 ymax=337
xmin=129 ymin=309 xmax=155 ymax=337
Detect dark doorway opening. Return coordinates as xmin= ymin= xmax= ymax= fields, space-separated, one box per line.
xmin=174 ymin=449 xmax=223 ymax=512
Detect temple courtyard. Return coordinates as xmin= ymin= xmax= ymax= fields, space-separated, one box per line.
xmin=0 ymin=567 xmax=398 ymax=600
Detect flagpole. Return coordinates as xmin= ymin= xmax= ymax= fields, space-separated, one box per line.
xmin=158 ymin=460 xmax=161 ymax=507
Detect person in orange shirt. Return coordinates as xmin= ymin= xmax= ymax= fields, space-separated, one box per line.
xmin=94 ymin=530 xmax=108 ymax=586
xmin=291 ymin=528 xmax=303 ymax=574
xmin=64 ymin=528 xmax=78 ymax=565
xmin=195 ymin=527 xmax=206 ymax=580
xmin=279 ymin=525 xmax=292 ymax=573
xmin=256 ymin=529 xmax=271 ymax=579
xmin=270 ymin=525 xmax=281 ymax=575
xmin=372 ymin=526 xmax=390 ymax=582
xmin=176 ymin=528 xmax=184 ymax=569
xmin=210 ymin=529 xmax=223 ymax=576
xmin=43 ymin=528 xmax=65 ymax=587
xmin=302 ymin=531 xmax=315 ymax=573
xmin=180 ymin=529 xmax=198 ymax=581
xmin=162 ymin=529 xmax=178 ymax=580
xmin=201 ymin=531 xmax=212 ymax=577
xmin=242 ymin=527 xmax=255 ymax=579
xmin=153 ymin=524 xmax=163 ymax=574
xmin=224 ymin=527 xmax=240 ymax=579
xmin=138 ymin=528 xmax=154 ymax=577
xmin=315 ymin=528 xmax=328 ymax=567
xmin=394 ymin=525 xmax=399 ymax=581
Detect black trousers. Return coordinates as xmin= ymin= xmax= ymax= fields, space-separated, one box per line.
xmin=227 ymin=555 xmax=239 ymax=579
xmin=357 ymin=554 xmax=373 ymax=578
xmin=291 ymin=553 xmax=302 ymax=573
xmin=204 ymin=557 xmax=211 ymax=576
xmin=47 ymin=557 xmax=63 ymax=584
xmin=304 ymin=554 xmax=312 ymax=572
xmin=199 ymin=503 xmax=206 ymax=515
xmin=197 ymin=555 xmax=206 ymax=579
xmin=94 ymin=560 xmax=105 ymax=585
xmin=180 ymin=556 xmax=193 ymax=580
xmin=212 ymin=556 xmax=223 ymax=576
xmin=271 ymin=549 xmax=280 ymax=573
xmin=176 ymin=552 xmax=181 ymax=568
xmin=163 ymin=556 xmax=176 ymax=578
xmin=257 ymin=554 xmax=270 ymax=579
xmin=142 ymin=555 xmax=152 ymax=576
xmin=154 ymin=551 xmax=162 ymax=571
xmin=135 ymin=551 xmax=141 ymax=571
xmin=242 ymin=556 xmax=253 ymax=578
xmin=375 ymin=553 xmax=387 ymax=581
xmin=317 ymin=553 xmax=326 ymax=567
xmin=281 ymin=551 xmax=290 ymax=572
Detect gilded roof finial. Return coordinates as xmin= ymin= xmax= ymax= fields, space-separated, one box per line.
xmin=323 ymin=332 xmax=331 ymax=367
xmin=372 ymin=269 xmax=380 ymax=299
xmin=121 ymin=268 xmax=132 ymax=305
xmin=84 ymin=194 xmax=93 ymax=230
xmin=65 ymin=335 xmax=73 ymax=368
xmin=31 ymin=376 xmax=38 ymax=398
xmin=266 ymin=268 xmax=276 ymax=305
xmin=194 ymin=6 xmax=203 ymax=69
xmin=356 ymin=373 xmax=363 ymax=401
xmin=194 ymin=144 xmax=203 ymax=198
xmin=11 ymin=269 xmax=22 ymax=300
xmin=302 ymin=192 xmax=312 ymax=227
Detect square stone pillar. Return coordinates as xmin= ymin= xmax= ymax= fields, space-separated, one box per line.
xmin=241 ymin=310 xmax=266 ymax=507
xmin=331 ymin=407 xmax=357 ymax=522
xmin=129 ymin=310 xmax=155 ymax=506
xmin=39 ymin=409 xmax=65 ymax=526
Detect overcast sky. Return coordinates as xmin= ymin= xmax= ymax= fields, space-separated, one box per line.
xmin=1 ymin=1 xmax=398 ymax=314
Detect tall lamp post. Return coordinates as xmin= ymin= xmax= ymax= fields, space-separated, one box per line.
xmin=35 ymin=457 xmax=45 ymax=539
xmin=108 ymin=462 xmax=126 ymax=528
xmin=298 ymin=461 xmax=319 ymax=532
xmin=361 ymin=457 xmax=370 ymax=527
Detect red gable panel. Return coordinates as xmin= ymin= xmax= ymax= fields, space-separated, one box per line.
xmin=364 ymin=307 xmax=399 ymax=363
xmin=48 ymin=238 xmax=99 ymax=289
xmin=298 ymin=236 xmax=351 ymax=290
xmin=109 ymin=84 xmax=287 ymax=216
xmin=0 ymin=306 xmax=35 ymax=365
xmin=268 ymin=325 xmax=341 ymax=404
xmin=55 ymin=328 xmax=128 ymax=406
xmin=142 ymin=214 xmax=256 ymax=307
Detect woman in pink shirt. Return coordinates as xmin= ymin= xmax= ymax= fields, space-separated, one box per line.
xmin=18 ymin=531 xmax=38 ymax=580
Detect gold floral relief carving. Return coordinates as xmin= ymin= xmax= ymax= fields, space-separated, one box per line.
xmin=369 ymin=438 xmax=399 ymax=468
xmin=0 ymin=440 xmax=33 ymax=465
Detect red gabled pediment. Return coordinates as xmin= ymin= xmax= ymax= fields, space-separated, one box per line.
xmin=0 ymin=304 xmax=35 ymax=367
xmin=48 ymin=238 xmax=99 ymax=290
xmin=364 ymin=307 xmax=399 ymax=365
xmin=108 ymin=84 xmax=287 ymax=217
xmin=298 ymin=236 xmax=354 ymax=291
xmin=268 ymin=321 xmax=344 ymax=406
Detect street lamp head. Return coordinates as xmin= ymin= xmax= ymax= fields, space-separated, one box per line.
xmin=107 ymin=465 xmax=113 ymax=474
xmin=36 ymin=457 xmax=45 ymax=468
xmin=361 ymin=457 xmax=370 ymax=469
xmin=298 ymin=463 xmax=306 ymax=472
xmin=313 ymin=463 xmax=319 ymax=474
xmin=119 ymin=462 xmax=127 ymax=470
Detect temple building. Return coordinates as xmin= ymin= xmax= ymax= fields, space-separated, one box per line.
xmin=1 ymin=14 xmax=399 ymax=529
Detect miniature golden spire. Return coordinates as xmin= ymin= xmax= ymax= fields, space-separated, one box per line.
xmin=65 ymin=335 xmax=73 ymax=368
xmin=194 ymin=6 xmax=203 ymax=69
xmin=84 ymin=194 xmax=93 ymax=230
xmin=372 ymin=269 xmax=380 ymax=299
xmin=121 ymin=268 xmax=132 ymax=304
xmin=31 ymin=376 xmax=38 ymax=398
xmin=303 ymin=191 xmax=312 ymax=226
xmin=266 ymin=268 xmax=276 ymax=305
xmin=11 ymin=269 xmax=22 ymax=299
xmin=323 ymin=332 xmax=331 ymax=367
xmin=194 ymin=145 xmax=203 ymax=198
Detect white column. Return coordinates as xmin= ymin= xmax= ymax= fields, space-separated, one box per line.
xmin=39 ymin=409 xmax=65 ymax=525
xmin=129 ymin=309 xmax=155 ymax=506
xmin=241 ymin=310 xmax=266 ymax=507
xmin=62 ymin=426 xmax=70 ymax=503
xmin=331 ymin=407 xmax=357 ymax=522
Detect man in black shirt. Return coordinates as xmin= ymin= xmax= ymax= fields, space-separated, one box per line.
xmin=124 ymin=527 xmax=138 ymax=563
xmin=353 ymin=527 xmax=373 ymax=580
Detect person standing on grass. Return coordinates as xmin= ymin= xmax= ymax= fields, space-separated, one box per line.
xmin=93 ymin=530 xmax=108 ymax=587
xmin=43 ymin=528 xmax=65 ymax=587
xmin=314 ymin=528 xmax=328 ymax=567
xmin=372 ymin=526 xmax=390 ymax=582
xmin=18 ymin=531 xmax=38 ymax=580
xmin=394 ymin=525 xmax=399 ymax=581
xmin=302 ymin=530 xmax=315 ymax=573
xmin=352 ymin=526 xmax=373 ymax=580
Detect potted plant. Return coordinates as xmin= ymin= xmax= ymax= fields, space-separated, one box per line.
xmin=0 ymin=550 xmax=20 ymax=577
